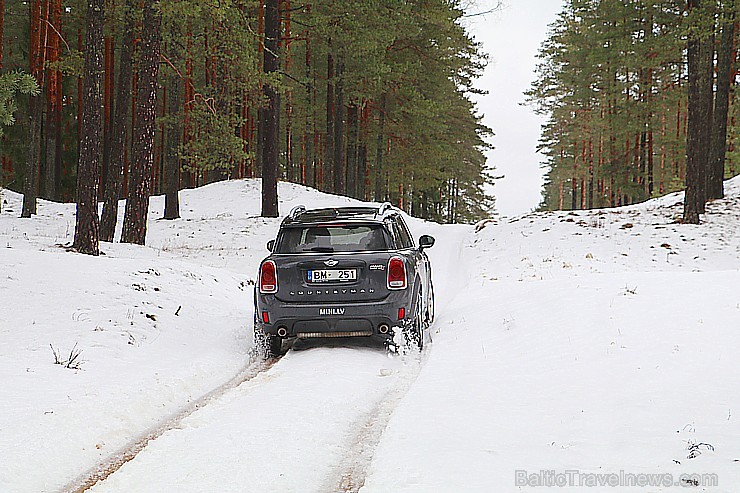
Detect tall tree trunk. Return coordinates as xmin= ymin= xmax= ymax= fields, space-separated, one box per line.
xmin=708 ymin=7 xmax=735 ymax=200
xmin=325 ymin=47 xmax=335 ymax=192
xmin=285 ymin=91 xmax=293 ymax=181
xmin=644 ymin=12 xmax=655 ymax=199
xmin=303 ymin=13 xmax=313 ymax=187
xmin=684 ymin=0 xmax=713 ymax=223
xmin=358 ymin=103 xmax=368 ymax=200
xmin=639 ymin=129 xmax=647 ymax=197
xmin=43 ymin=0 xmax=62 ymax=201
xmin=587 ymin=138 xmax=594 ymax=209
xmin=346 ymin=102 xmax=357 ymax=196
xmin=259 ymin=0 xmax=279 ymax=217
xmin=283 ymin=0 xmax=293 ymax=183
xmin=164 ymin=71 xmax=181 ymax=219
xmin=101 ymin=33 xmax=115 ymax=197
xmin=121 ymin=0 xmax=160 ymax=244
xmin=100 ymin=0 xmax=134 ymax=242
xmin=332 ymin=60 xmax=345 ymax=194
xmin=698 ymin=28 xmax=715 ymax=213
xmin=22 ymin=0 xmax=44 ymax=217
xmin=0 ymin=0 xmax=4 ymax=70
xmin=183 ymin=22 xmax=194 ymax=185
xmin=374 ymin=95 xmax=386 ymax=202
xmin=72 ymin=0 xmax=104 ymax=255
xmin=22 ymin=98 xmax=42 ymax=217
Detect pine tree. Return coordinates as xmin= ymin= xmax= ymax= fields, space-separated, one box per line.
xmin=43 ymin=0 xmax=63 ymax=201
xmin=72 ymin=0 xmax=104 ymax=255
xmin=100 ymin=0 xmax=135 ymax=242
xmin=259 ymin=0 xmax=279 ymax=217
xmin=684 ymin=0 xmax=714 ymax=223
xmin=163 ymin=50 xmax=182 ymax=220
xmin=707 ymin=1 xmax=736 ymax=200
xmin=21 ymin=0 xmax=44 ymax=218
xmin=121 ymin=0 xmax=160 ymax=244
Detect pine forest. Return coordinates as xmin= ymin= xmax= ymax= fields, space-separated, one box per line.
xmin=527 ymin=0 xmax=739 ymax=221
xmin=0 ymin=0 xmax=494 ymax=254
xmin=4 ymin=0 xmax=739 ymax=255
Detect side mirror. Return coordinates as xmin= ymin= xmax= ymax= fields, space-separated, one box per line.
xmin=267 ymin=240 xmax=275 ymax=252
xmin=419 ymin=235 xmax=435 ymax=250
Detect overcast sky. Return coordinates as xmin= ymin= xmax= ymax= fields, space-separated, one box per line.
xmin=466 ymin=1 xmax=564 ymax=217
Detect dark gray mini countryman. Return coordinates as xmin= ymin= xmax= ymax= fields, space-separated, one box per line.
xmin=254 ymin=203 xmax=435 ymax=356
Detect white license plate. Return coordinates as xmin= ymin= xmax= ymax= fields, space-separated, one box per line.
xmin=307 ymin=269 xmax=357 ymax=282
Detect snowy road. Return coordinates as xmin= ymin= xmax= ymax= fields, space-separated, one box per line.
xmin=85 ymin=346 xmax=421 ymax=493
xmin=72 ymin=219 xmax=468 ymax=493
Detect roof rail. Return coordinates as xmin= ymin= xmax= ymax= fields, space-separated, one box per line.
xmin=289 ymin=205 xmax=306 ymax=220
xmin=377 ymin=202 xmax=394 ymax=217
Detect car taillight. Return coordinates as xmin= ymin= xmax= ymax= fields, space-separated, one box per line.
xmin=387 ymin=256 xmax=407 ymax=289
xmin=259 ymin=260 xmax=278 ymax=294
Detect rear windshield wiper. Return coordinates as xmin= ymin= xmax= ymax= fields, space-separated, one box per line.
xmin=303 ymin=246 xmax=335 ymax=252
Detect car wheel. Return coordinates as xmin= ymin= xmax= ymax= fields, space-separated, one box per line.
xmin=403 ymin=291 xmax=424 ymax=351
xmin=254 ymin=325 xmax=283 ymax=358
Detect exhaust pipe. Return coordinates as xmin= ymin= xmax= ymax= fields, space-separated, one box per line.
xmin=378 ymin=324 xmax=390 ymax=335
xmin=277 ymin=327 xmax=288 ymax=337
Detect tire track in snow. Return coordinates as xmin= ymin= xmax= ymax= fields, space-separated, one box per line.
xmin=328 ymin=348 xmax=429 ymax=493
xmin=66 ymin=223 xmax=465 ymax=493
xmin=327 ymin=223 xmax=466 ymax=492
xmin=61 ymin=353 xmax=281 ymax=493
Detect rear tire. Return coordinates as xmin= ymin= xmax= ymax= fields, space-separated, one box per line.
xmin=402 ymin=291 xmax=425 ymax=351
xmin=254 ymin=326 xmax=283 ymax=358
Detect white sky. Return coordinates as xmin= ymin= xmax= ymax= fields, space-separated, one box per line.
xmin=466 ymin=1 xmax=564 ymax=217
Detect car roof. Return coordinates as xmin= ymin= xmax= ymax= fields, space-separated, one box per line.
xmin=281 ymin=203 xmax=401 ymax=226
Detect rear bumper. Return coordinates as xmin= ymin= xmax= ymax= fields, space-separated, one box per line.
xmin=255 ymin=293 xmax=410 ymax=339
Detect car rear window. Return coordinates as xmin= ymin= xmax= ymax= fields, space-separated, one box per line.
xmin=276 ymin=224 xmax=389 ymax=253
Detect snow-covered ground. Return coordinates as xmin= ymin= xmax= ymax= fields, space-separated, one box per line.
xmin=1 ymin=178 xmax=738 ymax=492
xmin=362 ymin=182 xmax=740 ymax=492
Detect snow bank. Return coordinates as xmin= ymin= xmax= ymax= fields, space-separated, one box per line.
xmin=361 ymin=177 xmax=740 ymax=493
xmin=0 ymin=179 xmax=361 ymax=492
